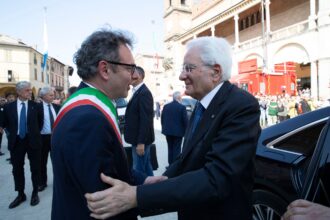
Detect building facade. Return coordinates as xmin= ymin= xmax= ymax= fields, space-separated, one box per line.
xmin=164 ymin=0 xmax=330 ymax=100
xmin=134 ymin=53 xmax=167 ymax=101
xmin=0 ymin=34 xmax=72 ymax=99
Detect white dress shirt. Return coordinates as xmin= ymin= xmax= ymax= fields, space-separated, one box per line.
xmin=40 ymin=101 xmax=57 ymax=135
xmin=200 ymin=82 xmax=224 ymax=109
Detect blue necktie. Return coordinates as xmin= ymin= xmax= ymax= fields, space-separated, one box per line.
xmin=48 ymin=104 xmax=54 ymax=128
xmin=190 ymin=102 xmax=205 ymax=136
xmin=19 ymin=102 xmax=27 ymax=138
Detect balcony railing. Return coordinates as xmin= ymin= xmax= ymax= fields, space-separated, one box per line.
xmin=271 ymin=20 xmax=309 ymax=42
xmin=238 ymin=19 xmax=309 ymax=51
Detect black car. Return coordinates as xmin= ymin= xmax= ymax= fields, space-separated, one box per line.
xmin=115 ymin=98 xmax=127 ymax=134
xmin=252 ymin=106 xmax=330 ymax=220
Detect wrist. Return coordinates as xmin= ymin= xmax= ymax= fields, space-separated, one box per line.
xmin=130 ymin=186 xmax=138 ymax=208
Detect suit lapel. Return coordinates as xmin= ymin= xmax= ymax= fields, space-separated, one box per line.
xmin=181 ymin=81 xmax=233 ymax=158
xmin=128 ymin=84 xmax=145 ymax=106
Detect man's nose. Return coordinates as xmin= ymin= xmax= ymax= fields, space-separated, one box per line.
xmin=179 ymin=71 xmax=186 ymax=81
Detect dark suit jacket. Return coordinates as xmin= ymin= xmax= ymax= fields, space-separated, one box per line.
xmin=38 ymin=102 xmax=61 ymax=130
xmin=51 ymin=82 xmax=144 ymax=220
xmin=161 ymin=100 xmax=188 ymax=137
xmin=137 ymin=81 xmax=261 ymax=220
xmin=1 ymin=100 xmax=42 ymax=151
xmin=124 ymin=84 xmax=154 ymax=145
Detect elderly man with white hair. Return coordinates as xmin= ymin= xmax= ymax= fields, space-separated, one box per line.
xmin=161 ymin=91 xmax=188 ymax=166
xmin=37 ymin=86 xmax=61 ymax=192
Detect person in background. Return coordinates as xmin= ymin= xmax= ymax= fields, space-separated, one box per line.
xmin=124 ymin=66 xmax=155 ymax=176
xmin=0 ymin=81 xmax=42 ymax=209
xmin=155 ymin=101 xmax=161 ymax=120
xmin=161 ymin=91 xmax=188 ymax=165
xmin=0 ymin=97 xmax=6 ymax=156
xmin=85 ymin=36 xmax=261 ymax=220
xmin=67 ymin=86 xmax=77 ymax=98
xmin=267 ymin=96 xmax=278 ymax=125
xmin=37 ymin=87 xmax=61 ymax=192
xmin=5 ymin=92 xmax=16 ymax=103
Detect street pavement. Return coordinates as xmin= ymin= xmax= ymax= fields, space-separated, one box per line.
xmin=0 ymin=119 xmax=177 ymax=220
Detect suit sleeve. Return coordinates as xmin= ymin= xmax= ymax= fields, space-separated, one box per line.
xmin=137 ymin=91 xmax=154 ymax=144
xmin=60 ymin=109 xmax=126 ymax=193
xmin=1 ymin=104 xmax=9 ymax=128
xmin=137 ymin=95 xmax=261 ymax=210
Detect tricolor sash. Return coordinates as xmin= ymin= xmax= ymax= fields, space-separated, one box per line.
xmin=54 ymin=87 xmax=122 ymax=144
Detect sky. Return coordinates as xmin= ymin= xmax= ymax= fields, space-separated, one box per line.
xmin=0 ymin=0 xmax=164 ymax=86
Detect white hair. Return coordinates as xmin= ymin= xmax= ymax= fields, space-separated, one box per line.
xmin=173 ymin=91 xmax=181 ymax=101
xmin=39 ymin=86 xmax=53 ymax=98
xmin=186 ymin=36 xmax=232 ymax=81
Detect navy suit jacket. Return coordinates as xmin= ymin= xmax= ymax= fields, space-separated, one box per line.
xmin=1 ymin=100 xmax=42 ymax=150
xmin=38 ymin=102 xmax=61 ymax=131
xmin=161 ymin=100 xmax=188 ymax=137
xmin=137 ymin=81 xmax=261 ymax=220
xmin=51 ymin=82 xmax=145 ymax=220
xmin=124 ymin=84 xmax=154 ymax=146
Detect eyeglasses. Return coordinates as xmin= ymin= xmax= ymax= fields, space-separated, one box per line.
xmin=104 ymin=60 xmax=137 ymax=75
xmin=181 ymin=63 xmax=212 ymax=73
xmin=181 ymin=64 xmax=198 ymax=73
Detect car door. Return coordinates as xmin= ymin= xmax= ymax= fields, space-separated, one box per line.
xmin=301 ymin=118 xmax=330 ymax=207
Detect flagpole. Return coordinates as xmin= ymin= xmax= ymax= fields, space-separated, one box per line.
xmin=42 ymin=6 xmax=48 ymax=74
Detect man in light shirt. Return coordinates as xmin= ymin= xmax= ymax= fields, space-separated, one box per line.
xmin=38 ymin=86 xmax=60 ymax=192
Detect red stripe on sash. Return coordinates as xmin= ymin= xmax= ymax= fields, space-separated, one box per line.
xmin=53 ymin=99 xmax=122 ymax=144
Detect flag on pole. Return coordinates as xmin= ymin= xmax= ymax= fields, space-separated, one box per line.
xmin=42 ymin=7 xmax=48 ymax=73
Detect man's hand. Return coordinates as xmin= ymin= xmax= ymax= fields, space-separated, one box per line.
xmin=0 ymin=127 xmax=3 ymax=134
xmin=136 ymin=144 xmax=145 ymax=156
xmin=144 ymin=176 xmax=168 ymax=185
xmin=85 ymin=173 xmax=137 ymax=219
xmin=282 ymin=199 xmax=330 ymax=220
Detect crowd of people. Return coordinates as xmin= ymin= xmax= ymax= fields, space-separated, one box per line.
xmin=0 ymin=28 xmax=329 ymax=220
xmin=256 ymin=91 xmax=329 ymax=128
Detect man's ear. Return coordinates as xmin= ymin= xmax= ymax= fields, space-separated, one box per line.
xmin=98 ymin=60 xmax=110 ymax=80
xmin=212 ymin=64 xmax=222 ymax=81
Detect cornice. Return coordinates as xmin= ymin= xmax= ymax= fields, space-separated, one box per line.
xmin=164 ymin=6 xmax=192 ymax=18
xmin=177 ymin=0 xmax=259 ymax=42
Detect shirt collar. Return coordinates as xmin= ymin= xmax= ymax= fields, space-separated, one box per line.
xmin=42 ymin=100 xmax=51 ymax=106
xmin=133 ymin=82 xmax=144 ymax=93
xmin=200 ymin=82 xmax=224 ymax=109
xmin=17 ymin=99 xmax=28 ymax=105
xmin=83 ymin=81 xmax=96 ymax=89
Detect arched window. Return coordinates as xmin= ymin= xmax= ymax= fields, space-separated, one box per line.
xmin=181 ymin=0 xmax=186 ymax=5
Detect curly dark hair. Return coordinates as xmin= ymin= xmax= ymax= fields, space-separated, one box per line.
xmin=73 ymin=28 xmax=134 ymax=80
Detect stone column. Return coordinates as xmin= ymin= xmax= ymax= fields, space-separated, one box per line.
xmin=317 ymin=58 xmax=330 ymax=100
xmin=234 ymin=14 xmax=239 ymax=49
xmin=211 ymin=26 xmax=215 ymax=37
xmin=265 ymin=0 xmax=271 ymax=34
xmin=309 ymin=0 xmax=316 ymax=29
xmin=310 ymin=60 xmax=318 ymax=98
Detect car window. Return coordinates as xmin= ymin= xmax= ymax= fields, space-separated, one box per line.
xmin=273 ymin=121 xmax=327 ymax=156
